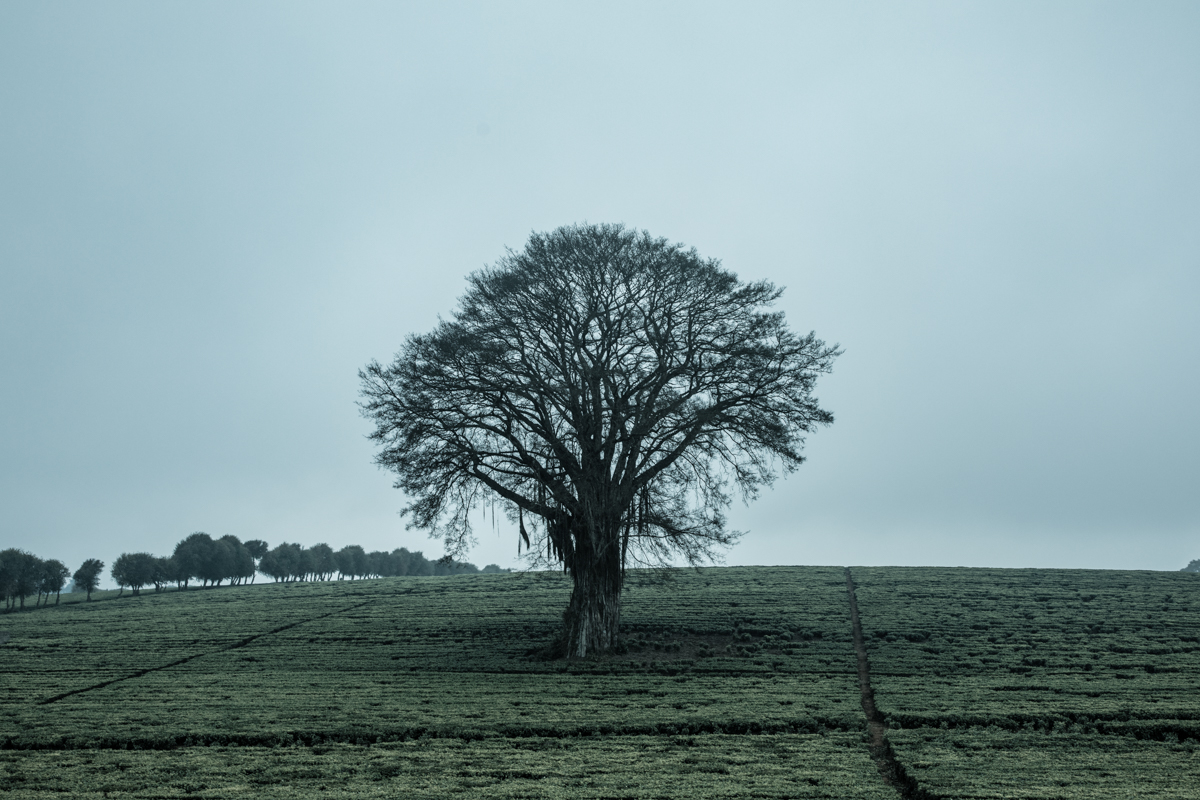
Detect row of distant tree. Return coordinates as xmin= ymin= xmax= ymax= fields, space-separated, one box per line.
xmin=1 ymin=532 xmax=508 ymax=609
xmin=111 ymin=532 xmax=268 ymax=594
xmin=256 ymin=541 xmax=489 ymax=582
xmin=0 ymin=548 xmax=105 ymax=609
xmin=112 ymin=533 xmax=502 ymax=595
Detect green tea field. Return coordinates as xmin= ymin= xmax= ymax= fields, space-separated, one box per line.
xmin=1 ymin=565 xmax=1197 ymax=798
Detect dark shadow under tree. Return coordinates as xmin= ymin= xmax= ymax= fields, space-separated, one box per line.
xmin=360 ymin=223 xmax=840 ymax=656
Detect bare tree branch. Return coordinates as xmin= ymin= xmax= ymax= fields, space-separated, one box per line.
xmin=359 ymin=223 xmax=840 ymax=655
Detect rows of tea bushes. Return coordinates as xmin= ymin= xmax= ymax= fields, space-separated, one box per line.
xmin=849 ymin=567 xmax=1200 ymax=728
xmin=5 ymin=564 xmax=1196 ymax=797
xmin=0 ymin=582 xmax=351 ymax=715
xmin=1 ymin=567 xmax=860 ymax=751
xmin=849 ymin=566 xmax=1200 ymax=796
xmin=887 ymin=728 xmax=1200 ymax=799
xmin=0 ymin=733 xmax=895 ymax=799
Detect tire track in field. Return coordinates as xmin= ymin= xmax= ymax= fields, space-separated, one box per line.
xmin=37 ymin=599 xmax=375 ymax=706
xmin=845 ymin=568 xmax=937 ymax=800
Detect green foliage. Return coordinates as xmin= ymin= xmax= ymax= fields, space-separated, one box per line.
xmin=0 ymin=548 xmax=42 ymax=609
xmin=111 ymin=553 xmax=157 ymax=595
xmin=71 ymin=559 xmax=105 ymax=601
xmin=37 ymin=559 xmax=70 ymax=606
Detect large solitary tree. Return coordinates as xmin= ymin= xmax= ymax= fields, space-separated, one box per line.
xmin=360 ymin=224 xmax=840 ymax=656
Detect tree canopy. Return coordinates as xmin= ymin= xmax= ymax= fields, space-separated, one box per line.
xmin=72 ymin=558 xmax=105 ymax=601
xmin=111 ymin=552 xmax=157 ymax=596
xmin=0 ymin=549 xmax=42 ymax=610
xmin=360 ymin=223 xmax=840 ymax=655
xmin=38 ymin=559 xmax=70 ymax=605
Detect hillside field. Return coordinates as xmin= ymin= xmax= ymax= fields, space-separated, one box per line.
xmin=1 ymin=565 xmax=1197 ymax=798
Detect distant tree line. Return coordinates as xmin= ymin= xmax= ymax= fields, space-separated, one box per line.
xmin=3 ymin=532 xmax=509 ymax=608
xmin=109 ymin=533 xmax=267 ymax=596
xmin=1183 ymin=559 xmax=1200 ymax=573
xmin=256 ymin=542 xmax=487 ymax=582
xmin=0 ymin=548 xmax=99 ymax=609
xmin=111 ymin=533 xmax=504 ymax=595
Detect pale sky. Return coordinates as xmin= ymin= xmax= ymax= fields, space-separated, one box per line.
xmin=2 ymin=1 xmax=1197 ymax=578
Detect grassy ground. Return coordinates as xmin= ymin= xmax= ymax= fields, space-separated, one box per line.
xmin=853 ymin=566 xmax=1200 ymax=798
xmin=1 ymin=565 xmax=1196 ymax=797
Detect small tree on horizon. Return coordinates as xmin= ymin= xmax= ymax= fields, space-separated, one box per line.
xmin=217 ymin=535 xmax=256 ymax=585
xmin=73 ymin=559 xmax=105 ymax=601
xmin=39 ymin=559 xmax=70 ymax=605
xmin=11 ymin=550 xmax=41 ymax=610
xmin=360 ymin=223 xmax=840 ymax=656
xmin=1 ymin=549 xmax=43 ymax=610
xmin=112 ymin=553 xmax=156 ymax=596
xmin=244 ymin=539 xmax=269 ymax=582
xmin=335 ymin=545 xmax=367 ymax=580
xmin=309 ymin=543 xmax=337 ymax=580
xmin=150 ymin=557 xmax=177 ymax=592
xmin=173 ymin=532 xmax=214 ymax=589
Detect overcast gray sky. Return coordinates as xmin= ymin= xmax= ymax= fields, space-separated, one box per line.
xmin=2 ymin=1 xmax=1197 ymax=578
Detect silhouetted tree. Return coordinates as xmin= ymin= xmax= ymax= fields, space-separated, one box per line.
xmin=150 ymin=557 xmax=177 ymax=592
xmin=10 ymin=551 xmax=41 ymax=610
xmin=1183 ymin=559 xmax=1200 ymax=573
xmin=38 ymin=559 xmax=70 ymax=605
xmin=308 ymin=543 xmax=336 ymax=580
xmin=244 ymin=539 xmax=269 ymax=582
xmin=172 ymin=532 xmax=215 ymax=589
xmin=0 ymin=549 xmax=19 ymax=610
xmin=260 ymin=542 xmax=305 ymax=582
xmin=0 ymin=549 xmax=42 ymax=610
xmin=299 ymin=547 xmax=318 ymax=581
xmin=257 ymin=549 xmax=281 ymax=581
xmin=389 ymin=548 xmax=414 ymax=576
xmin=112 ymin=553 xmax=156 ymax=596
xmin=217 ymin=535 xmax=256 ymax=585
xmin=197 ymin=539 xmax=233 ymax=586
xmin=335 ymin=545 xmax=367 ymax=579
xmin=0 ymin=551 xmax=13 ymax=610
xmin=361 ymin=224 xmax=840 ymax=655
xmin=403 ymin=549 xmax=434 ymax=576
xmin=72 ymin=559 xmax=105 ymax=601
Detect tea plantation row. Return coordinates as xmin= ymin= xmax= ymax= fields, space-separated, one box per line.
xmin=853 ymin=566 xmax=1200 ymax=798
xmin=1 ymin=565 xmax=1197 ymax=798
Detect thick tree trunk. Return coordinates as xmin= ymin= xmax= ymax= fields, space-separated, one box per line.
xmin=562 ymin=515 xmax=623 ymax=657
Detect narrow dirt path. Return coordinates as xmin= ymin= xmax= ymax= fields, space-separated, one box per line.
xmin=38 ymin=599 xmax=373 ymax=706
xmin=845 ymin=568 xmax=936 ymax=800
